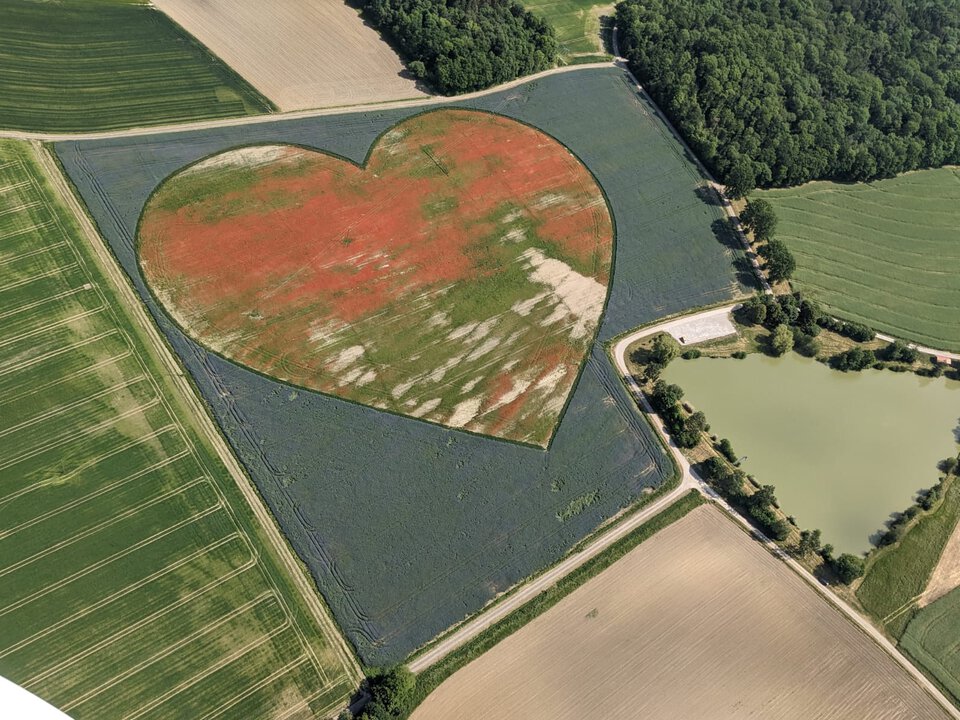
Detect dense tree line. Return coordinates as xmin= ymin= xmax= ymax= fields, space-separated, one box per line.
xmin=616 ymin=0 xmax=960 ymax=188
xmin=361 ymin=0 xmax=557 ymax=94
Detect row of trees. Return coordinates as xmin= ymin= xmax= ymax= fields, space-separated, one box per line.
xmin=616 ymin=0 xmax=960 ymax=189
xmin=739 ymin=199 xmax=795 ymax=282
xmin=361 ymin=0 xmax=557 ymax=94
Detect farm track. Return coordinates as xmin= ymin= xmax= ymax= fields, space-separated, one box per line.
xmin=32 ymin=143 xmax=364 ymax=688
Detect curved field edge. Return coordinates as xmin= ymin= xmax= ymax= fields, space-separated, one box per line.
xmin=0 ymin=140 xmax=356 ymax=717
xmin=758 ymin=169 xmax=960 ymax=352
xmin=54 ymin=67 xmax=747 ymax=665
xmin=0 ymin=0 xmax=273 ymax=133
xmin=404 ymin=491 xmax=706 ymax=717
xmin=137 ymin=110 xmax=614 ymax=447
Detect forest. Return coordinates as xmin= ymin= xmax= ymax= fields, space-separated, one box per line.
xmin=362 ymin=0 xmax=557 ymax=94
xmin=616 ymin=0 xmax=960 ymax=188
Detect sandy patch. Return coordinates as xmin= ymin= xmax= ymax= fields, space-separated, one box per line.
xmin=189 ymin=145 xmax=291 ymax=173
xmin=520 ymin=249 xmax=605 ymax=339
xmin=328 ymin=344 xmax=365 ymax=372
xmin=411 ymin=398 xmax=442 ymax=418
xmin=153 ymin=0 xmax=428 ymax=111
xmin=448 ymin=398 xmax=483 ymax=428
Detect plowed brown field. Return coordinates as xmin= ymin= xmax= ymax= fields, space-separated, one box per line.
xmin=152 ymin=0 xmax=427 ymax=111
xmin=411 ymin=505 xmax=950 ymax=720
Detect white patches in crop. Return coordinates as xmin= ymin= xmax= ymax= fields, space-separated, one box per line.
xmin=486 ymin=372 xmax=536 ymax=413
xmin=392 ymin=377 xmax=419 ymax=399
xmin=511 ymin=291 xmax=549 ymax=317
xmin=533 ymin=365 xmax=568 ymax=395
xmin=447 ymin=322 xmax=479 ymax=341
xmin=426 ymin=311 xmax=450 ymax=329
xmin=520 ymin=248 xmax=605 ymax=340
xmin=532 ymin=192 xmax=568 ymax=210
xmin=461 ymin=378 xmax=482 ymax=394
xmin=448 ymin=397 xmax=483 ymax=428
xmin=189 ymin=145 xmax=292 ymax=173
xmin=356 ymin=370 xmax=377 ymax=386
xmin=501 ymin=209 xmax=522 ymax=223
xmin=466 ymin=318 xmax=497 ymax=342
xmin=411 ymin=398 xmax=441 ymax=418
xmin=427 ymin=354 xmax=463 ymax=383
xmin=309 ymin=318 xmax=349 ymax=347
xmin=329 ymin=344 xmax=366 ymax=372
xmin=465 ymin=336 xmax=500 ymax=362
xmin=502 ymin=227 xmax=526 ymax=243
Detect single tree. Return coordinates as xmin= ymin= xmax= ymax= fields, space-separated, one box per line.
xmin=797 ymin=528 xmax=822 ymax=556
xmin=770 ymin=323 xmax=794 ymax=356
xmin=742 ymin=294 xmax=767 ymax=325
xmin=740 ymin=199 xmax=778 ymax=242
xmin=833 ymin=553 xmax=865 ymax=584
xmin=759 ymin=239 xmax=796 ymax=281
xmin=725 ymin=159 xmax=755 ymax=199
xmin=650 ymin=333 xmax=681 ymax=365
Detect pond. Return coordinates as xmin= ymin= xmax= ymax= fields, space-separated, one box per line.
xmin=664 ymin=353 xmax=960 ymax=554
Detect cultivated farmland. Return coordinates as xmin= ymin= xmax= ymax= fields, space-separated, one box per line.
xmin=140 ymin=110 xmax=612 ymax=447
xmin=522 ymin=0 xmax=613 ymax=59
xmin=412 ymin=505 xmax=950 ymax=720
xmin=759 ymin=167 xmax=960 ymax=351
xmin=0 ymin=0 xmax=272 ymax=133
xmin=0 ymin=140 xmax=357 ymax=717
xmin=902 ymin=586 xmax=960 ymax=706
xmin=57 ymin=67 xmax=748 ymax=665
xmin=153 ymin=0 xmax=426 ymax=111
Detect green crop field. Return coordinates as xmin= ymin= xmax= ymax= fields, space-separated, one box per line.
xmin=0 ymin=0 xmax=273 ymax=133
xmin=522 ymin=0 xmax=613 ymax=59
xmin=759 ymin=168 xmax=960 ymax=351
xmin=901 ymin=586 xmax=960 ymax=706
xmin=0 ymin=140 xmax=355 ymax=718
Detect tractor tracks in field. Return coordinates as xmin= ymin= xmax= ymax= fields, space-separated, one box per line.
xmin=32 ymin=142 xmax=364 ymax=687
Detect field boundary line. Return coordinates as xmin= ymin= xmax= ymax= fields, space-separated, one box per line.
xmin=0 ymin=505 xmax=222 ymax=618
xmin=0 ymin=374 xmax=144 ymax=439
xmin=0 ymin=476 xmax=211 ymax=578
xmin=59 ymin=592 xmax=282 ymax=710
xmin=0 ymin=537 xmax=254 ymax=660
xmin=33 ymin=143 xmax=363 ymax=685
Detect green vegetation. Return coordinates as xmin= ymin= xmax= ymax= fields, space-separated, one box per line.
xmin=0 ymin=140 xmax=354 ymax=716
xmin=0 ymin=0 xmax=273 ymax=132
xmin=58 ymin=67 xmax=741 ymax=665
xmin=901 ymin=586 xmax=960 ymax=706
xmin=858 ymin=475 xmax=960 ymax=638
xmin=760 ymin=168 xmax=960 ymax=352
xmin=519 ymin=0 xmax=613 ymax=59
xmin=616 ymin=0 xmax=960 ymax=188
xmin=374 ymin=492 xmax=706 ymax=720
xmin=361 ymin=0 xmax=557 ymax=93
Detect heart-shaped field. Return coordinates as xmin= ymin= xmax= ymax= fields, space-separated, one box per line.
xmin=139 ymin=109 xmax=613 ymax=446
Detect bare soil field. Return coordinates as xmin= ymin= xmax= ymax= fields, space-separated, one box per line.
xmin=412 ymin=505 xmax=949 ymax=720
xmin=923 ymin=518 xmax=960 ymax=607
xmin=152 ymin=0 xmax=427 ymax=111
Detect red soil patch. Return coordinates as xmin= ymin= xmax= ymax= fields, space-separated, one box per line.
xmin=139 ymin=109 xmax=613 ymax=446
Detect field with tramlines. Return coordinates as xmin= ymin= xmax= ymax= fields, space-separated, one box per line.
xmin=58 ymin=67 xmax=747 ymax=665
xmin=0 ymin=140 xmax=356 ymax=718
xmin=0 ymin=0 xmax=272 ymax=132
xmin=759 ymin=168 xmax=960 ymax=351
xmin=412 ymin=506 xmax=951 ymax=720
xmin=902 ymin=585 xmax=960 ymax=707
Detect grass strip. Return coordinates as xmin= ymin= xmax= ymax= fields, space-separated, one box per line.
xmin=403 ymin=490 xmax=705 ymax=714
xmin=857 ymin=475 xmax=960 ymax=638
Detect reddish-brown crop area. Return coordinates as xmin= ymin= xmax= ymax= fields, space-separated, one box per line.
xmin=139 ymin=109 xmax=613 ymax=446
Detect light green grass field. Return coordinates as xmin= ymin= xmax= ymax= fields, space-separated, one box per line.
xmin=0 ymin=0 xmax=273 ymax=133
xmin=759 ymin=168 xmax=960 ymax=351
xmin=0 ymin=140 xmax=355 ymax=718
xmin=902 ymin=585 xmax=960 ymax=706
xmin=522 ymin=0 xmax=613 ymax=58
xmin=856 ymin=476 xmax=960 ymax=639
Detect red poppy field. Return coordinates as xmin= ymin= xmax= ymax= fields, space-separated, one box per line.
xmin=139 ymin=109 xmax=613 ymax=446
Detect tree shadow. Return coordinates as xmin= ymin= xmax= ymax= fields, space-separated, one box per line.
xmin=599 ymin=15 xmax=615 ymax=54
xmin=695 ymin=184 xmax=723 ymax=207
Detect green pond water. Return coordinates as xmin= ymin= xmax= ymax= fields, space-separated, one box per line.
xmin=664 ymin=353 xmax=960 ymax=554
